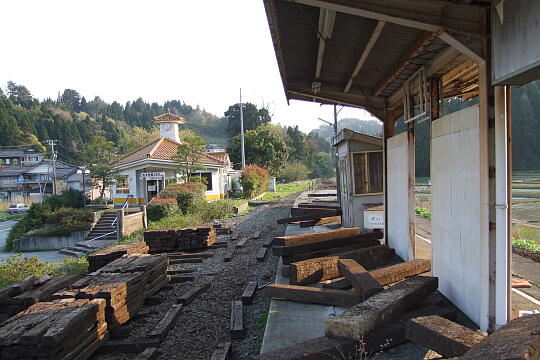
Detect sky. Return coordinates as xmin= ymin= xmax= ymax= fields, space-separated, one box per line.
xmin=0 ymin=0 xmax=379 ymax=133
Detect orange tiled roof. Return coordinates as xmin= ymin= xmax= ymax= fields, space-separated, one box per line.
xmin=153 ymin=113 xmax=185 ymax=123
xmin=114 ymin=137 xmax=228 ymax=167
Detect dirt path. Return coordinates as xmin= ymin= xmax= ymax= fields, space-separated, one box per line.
xmin=93 ymin=193 xmax=301 ymax=360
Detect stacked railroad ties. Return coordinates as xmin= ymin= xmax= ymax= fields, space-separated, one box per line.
xmin=0 ymin=242 xmax=170 ymax=360
xmin=259 ymin=201 xmax=539 ymax=359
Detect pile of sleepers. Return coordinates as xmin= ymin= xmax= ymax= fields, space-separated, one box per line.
xmin=261 ymin=227 xmax=468 ymax=357
xmin=52 ymin=254 xmax=168 ymax=329
xmin=278 ymin=201 xmax=342 ymax=228
xmin=0 ymin=297 xmax=108 ymax=360
xmin=0 ymin=274 xmax=82 ymax=322
xmin=143 ymin=226 xmax=217 ymax=253
xmin=87 ymin=241 xmax=149 ymax=272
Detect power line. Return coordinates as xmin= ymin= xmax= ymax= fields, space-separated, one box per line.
xmin=44 ymin=140 xmax=58 ymax=195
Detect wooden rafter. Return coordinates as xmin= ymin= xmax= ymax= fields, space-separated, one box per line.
xmin=344 ymin=20 xmax=386 ymax=93
xmin=373 ymin=31 xmax=439 ymax=97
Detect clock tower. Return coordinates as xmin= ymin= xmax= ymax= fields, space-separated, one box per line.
xmin=152 ymin=113 xmax=185 ymax=143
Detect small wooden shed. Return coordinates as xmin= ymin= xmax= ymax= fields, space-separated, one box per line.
xmin=332 ymin=128 xmax=384 ymax=230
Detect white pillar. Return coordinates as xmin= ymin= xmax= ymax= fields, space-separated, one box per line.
xmin=494 ymin=85 xmax=510 ymax=329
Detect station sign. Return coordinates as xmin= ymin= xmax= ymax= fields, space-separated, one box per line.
xmin=140 ymin=172 xmax=165 ymax=180
xmin=364 ymin=210 xmax=384 ymax=229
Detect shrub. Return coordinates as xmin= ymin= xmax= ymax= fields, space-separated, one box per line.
xmin=195 ymin=200 xmax=234 ymax=222
xmin=159 ymin=182 xmax=207 ymax=213
xmin=6 ymin=203 xmax=51 ymax=250
xmin=242 ymin=165 xmax=270 ymax=199
xmin=188 ymin=175 xmax=208 ymax=185
xmin=281 ymin=162 xmax=310 ymax=183
xmin=147 ymin=198 xmax=179 ymax=221
xmin=44 ymin=189 xmax=87 ymax=210
xmin=415 ymin=206 xmax=432 ymax=220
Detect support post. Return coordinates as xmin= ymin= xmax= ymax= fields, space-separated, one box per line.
xmin=494 ymin=85 xmax=510 ymax=329
xmin=406 ymin=121 xmax=416 ymax=260
xmin=334 ymin=105 xmax=341 ymax=205
xmin=383 ymin=115 xmax=395 ymax=247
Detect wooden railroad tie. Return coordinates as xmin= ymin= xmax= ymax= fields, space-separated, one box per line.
xmin=148 ymin=304 xmax=184 ymax=341
xmin=264 ymin=283 xmax=360 ymax=307
xmin=168 ymin=253 xmax=213 ymax=259
xmin=252 ymin=232 xmax=261 ymax=239
xmin=208 ymin=242 xmax=228 ymax=249
xmin=134 ymin=347 xmax=160 ymax=360
xmin=97 ymin=339 xmax=161 ymax=355
xmin=177 ymin=282 xmax=211 ymax=305
xmin=230 ymin=300 xmax=244 ymax=339
xmin=223 ymin=249 xmax=234 ymax=262
xmin=256 ymin=248 xmax=268 ymax=262
xmin=263 ymin=237 xmax=274 ymax=248
xmin=168 ymin=258 xmax=203 ymax=265
xmin=211 ymin=342 xmax=231 ymax=360
xmin=235 ymin=238 xmax=248 ymax=248
xmin=169 ymin=275 xmax=195 ymax=284
xmin=338 ymin=259 xmax=383 ymax=300
xmin=241 ymin=281 xmax=258 ymax=305
xmin=166 ymin=269 xmax=196 ymax=275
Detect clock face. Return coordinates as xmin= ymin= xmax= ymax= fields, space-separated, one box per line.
xmin=163 ymin=123 xmax=172 ymax=131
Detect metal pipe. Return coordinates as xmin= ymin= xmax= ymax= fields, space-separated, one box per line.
xmin=494 ymin=85 xmax=509 ymax=329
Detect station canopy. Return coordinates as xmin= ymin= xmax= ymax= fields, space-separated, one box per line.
xmin=263 ymin=0 xmax=492 ymax=122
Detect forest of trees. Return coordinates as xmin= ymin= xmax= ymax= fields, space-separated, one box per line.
xmin=1 ymin=79 xmax=539 ymax=178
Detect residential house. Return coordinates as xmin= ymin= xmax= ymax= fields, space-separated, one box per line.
xmin=0 ymin=148 xmax=43 ymax=166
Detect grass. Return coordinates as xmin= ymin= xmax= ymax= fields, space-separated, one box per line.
xmin=0 ymin=254 xmax=88 ymax=288
xmin=415 ymin=206 xmax=432 ymax=220
xmin=512 ymin=237 xmax=540 ymax=254
xmin=260 ymin=180 xmax=310 ymax=201
xmin=0 ymin=211 xmax=24 ymax=222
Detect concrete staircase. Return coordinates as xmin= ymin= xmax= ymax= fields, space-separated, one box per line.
xmin=60 ymin=211 xmax=118 ymax=257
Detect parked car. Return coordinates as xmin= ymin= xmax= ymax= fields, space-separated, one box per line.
xmin=7 ymin=203 xmax=29 ymax=214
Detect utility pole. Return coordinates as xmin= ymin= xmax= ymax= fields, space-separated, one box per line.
xmin=45 ymin=140 xmax=58 ymax=195
xmin=240 ymin=88 xmax=246 ymax=169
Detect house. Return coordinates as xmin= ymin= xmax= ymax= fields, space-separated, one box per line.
xmin=111 ymin=113 xmax=232 ymax=205
xmin=0 ymin=148 xmax=43 ymax=166
xmin=333 ymin=128 xmax=383 ymax=230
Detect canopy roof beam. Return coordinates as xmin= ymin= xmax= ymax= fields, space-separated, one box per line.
xmin=344 ymin=20 xmax=386 ymax=93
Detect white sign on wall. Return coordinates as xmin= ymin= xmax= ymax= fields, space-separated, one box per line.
xmin=140 ymin=172 xmax=165 ymax=180
xmin=364 ymin=210 xmax=384 ymax=229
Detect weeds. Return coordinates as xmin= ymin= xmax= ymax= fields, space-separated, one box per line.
xmin=415 ymin=206 xmax=432 ymax=220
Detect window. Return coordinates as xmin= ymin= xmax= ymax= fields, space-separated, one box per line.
xmin=116 ymin=175 xmax=130 ymax=194
xmin=199 ymin=173 xmax=213 ymax=191
xmin=352 ymin=151 xmax=383 ymax=195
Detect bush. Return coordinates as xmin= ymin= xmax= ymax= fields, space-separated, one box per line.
xmin=44 ymin=189 xmax=87 ymax=210
xmin=241 ymin=165 xmax=270 ymax=199
xmin=147 ymin=198 xmax=179 ymax=221
xmin=415 ymin=206 xmax=432 ymax=220
xmin=28 ymin=208 xmax=93 ymax=237
xmin=195 ymin=200 xmax=235 ymax=222
xmin=159 ymin=182 xmax=207 ymax=213
xmin=281 ymin=162 xmax=310 ymax=183
xmin=6 ymin=203 xmax=51 ymax=250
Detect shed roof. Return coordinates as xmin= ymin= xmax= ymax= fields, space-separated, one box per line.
xmin=153 ymin=113 xmax=186 ymax=124
xmin=264 ymin=0 xmax=489 ymax=122
xmin=332 ymin=128 xmax=383 ymax=147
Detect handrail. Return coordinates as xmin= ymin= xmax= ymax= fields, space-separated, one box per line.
xmin=111 ymin=195 xmax=133 ymax=228
xmin=85 ymin=230 xmax=117 ymax=245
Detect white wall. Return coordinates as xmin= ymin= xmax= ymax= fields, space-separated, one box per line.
xmin=431 ymin=104 xmax=489 ymax=330
xmin=387 ymin=132 xmax=412 ymax=261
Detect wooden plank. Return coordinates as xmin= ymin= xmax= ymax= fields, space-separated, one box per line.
xmin=297 ymin=203 xmax=341 ymax=210
xmin=461 ymin=315 xmax=540 ymax=359
xmin=134 ymin=347 xmax=159 ymax=360
xmin=407 ymin=315 xmax=485 ymax=357
xmin=263 ymin=237 xmax=274 ymax=248
xmin=167 ymin=269 xmax=196 ymax=275
xmin=289 ymin=256 xmax=340 ymax=285
xmin=370 ymin=259 xmax=431 ymax=285
xmin=256 ymin=248 xmax=267 ymax=262
xmin=277 ymin=214 xmax=337 ymax=224
xmin=168 ymin=253 xmax=213 ymax=259
xmin=290 ymin=207 xmax=341 ymax=217
xmin=211 ymin=342 xmax=231 ymax=360
xmin=177 ymin=282 xmax=211 ymax=305
xmin=168 ymin=258 xmax=203 ymax=264
xmin=363 ymin=306 xmax=458 ymax=354
xmin=283 ymin=241 xmax=381 ymax=264
xmin=207 ymin=242 xmax=228 ymax=249
xmin=148 ymin=304 xmax=183 ymax=341
xmin=273 ymin=232 xmax=382 ymax=256
xmin=320 ymin=277 xmax=351 ymax=290
xmin=96 ymin=339 xmax=161 ymax=354
xmin=241 ymin=282 xmax=258 ymax=305
xmin=265 ymin=284 xmax=359 ymax=307
xmin=338 ymin=259 xmax=383 ymax=299
xmin=325 ymin=276 xmax=438 ymax=339
xmin=169 ymin=275 xmax=195 ymax=283
xmin=317 ymin=245 xmax=394 ymax=270
xmin=299 ymin=215 xmax=342 ymax=228
xmin=230 ymin=300 xmax=244 ymax=339
xmin=223 ymin=249 xmax=234 ymax=262
xmin=274 ymin=228 xmax=360 ymax=247
xmin=235 ymin=238 xmax=248 ymax=248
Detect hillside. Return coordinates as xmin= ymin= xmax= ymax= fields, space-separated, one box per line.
xmin=309 ymin=117 xmax=382 ymax=142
